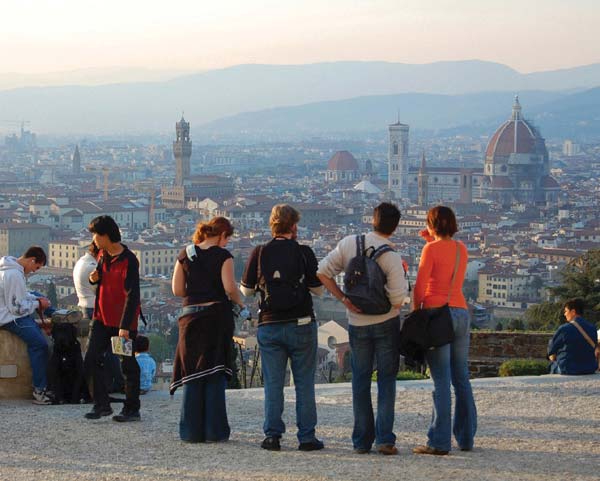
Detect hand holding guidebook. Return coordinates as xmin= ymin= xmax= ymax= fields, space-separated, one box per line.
xmin=111 ymin=336 xmax=133 ymax=356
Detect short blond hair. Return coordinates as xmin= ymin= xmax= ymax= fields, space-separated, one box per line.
xmin=269 ymin=204 xmax=300 ymax=236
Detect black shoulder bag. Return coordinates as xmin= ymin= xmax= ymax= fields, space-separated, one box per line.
xmin=399 ymin=241 xmax=460 ymax=358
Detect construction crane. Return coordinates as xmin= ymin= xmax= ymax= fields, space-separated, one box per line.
xmin=0 ymin=119 xmax=31 ymax=132
xmin=84 ymin=166 xmax=110 ymax=201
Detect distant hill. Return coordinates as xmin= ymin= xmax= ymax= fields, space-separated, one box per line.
xmin=1 ymin=60 xmax=600 ymax=135
xmin=201 ymin=90 xmax=567 ymax=134
xmin=527 ymin=87 xmax=600 ymax=138
xmin=203 ymin=88 xmax=600 ymax=140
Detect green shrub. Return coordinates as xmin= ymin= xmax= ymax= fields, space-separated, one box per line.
xmin=333 ymin=372 xmax=352 ymax=383
xmin=371 ymin=370 xmax=429 ymax=381
xmin=498 ymin=359 xmax=549 ymax=377
xmin=396 ymin=370 xmax=428 ymax=381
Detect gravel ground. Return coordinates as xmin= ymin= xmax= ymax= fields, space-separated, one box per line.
xmin=1 ymin=374 xmax=599 ymax=481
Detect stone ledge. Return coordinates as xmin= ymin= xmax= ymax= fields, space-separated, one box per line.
xmin=0 ymin=329 xmax=32 ymax=399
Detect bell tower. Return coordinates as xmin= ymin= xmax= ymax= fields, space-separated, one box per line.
xmin=388 ymin=118 xmax=409 ymax=199
xmin=173 ymin=116 xmax=192 ymax=186
xmin=72 ymin=145 xmax=81 ymax=175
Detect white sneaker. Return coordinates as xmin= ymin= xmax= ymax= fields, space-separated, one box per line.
xmin=32 ymin=388 xmax=54 ymax=405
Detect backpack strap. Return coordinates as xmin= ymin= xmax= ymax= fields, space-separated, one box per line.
xmin=139 ymin=309 xmax=148 ymax=327
xmin=446 ymin=241 xmax=461 ymax=304
xmin=185 ymin=244 xmax=197 ymax=262
xmin=355 ymin=235 xmax=366 ymax=257
xmin=255 ymin=245 xmax=264 ymax=290
xmin=370 ymin=244 xmax=394 ymax=261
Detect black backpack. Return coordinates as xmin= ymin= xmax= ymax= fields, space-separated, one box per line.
xmin=343 ymin=235 xmax=394 ymax=315
xmin=257 ymin=240 xmax=307 ymax=312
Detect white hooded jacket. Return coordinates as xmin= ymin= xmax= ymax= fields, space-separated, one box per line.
xmin=0 ymin=256 xmax=40 ymax=326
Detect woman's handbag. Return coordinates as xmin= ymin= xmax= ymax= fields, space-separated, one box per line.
xmin=399 ymin=241 xmax=460 ymax=357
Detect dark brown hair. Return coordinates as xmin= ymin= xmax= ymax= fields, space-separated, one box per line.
xmin=373 ymin=202 xmax=401 ymax=235
xmin=88 ymin=215 xmax=121 ymax=242
xmin=23 ymin=246 xmax=47 ymax=265
xmin=88 ymin=242 xmax=100 ymax=257
xmin=427 ymin=205 xmax=458 ymax=237
xmin=192 ymin=216 xmax=234 ymax=244
xmin=135 ymin=335 xmax=150 ymax=353
xmin=563 ymin=298 xmax=585 ymax=315
xmin=269 ymin=204 xmax=300 ymax=236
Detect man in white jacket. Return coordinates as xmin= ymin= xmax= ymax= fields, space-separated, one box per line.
xmin=73 ymin=243 xmax=99 ymax=320
xmin=317 ymin=202 xmax=409 ymax=456
xmin=0 ymin=246 xmax=53 ymax=404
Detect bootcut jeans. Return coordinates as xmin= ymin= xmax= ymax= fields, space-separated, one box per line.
xmin=348 ymin=316 xmax=400 ymax=450
xmin=424 ymin=307 xmax=477 ymax=452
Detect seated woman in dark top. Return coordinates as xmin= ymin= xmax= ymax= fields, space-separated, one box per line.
xmin=170 ymin=216 xmax=245 ymax=442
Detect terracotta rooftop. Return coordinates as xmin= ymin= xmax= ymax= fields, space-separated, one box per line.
xmin=327 ymin=151 xmax=359 ymax=171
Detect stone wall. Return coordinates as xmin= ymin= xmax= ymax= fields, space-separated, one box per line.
xmin=0 ymin=330 xmax=33 ymax=399
xmin=469 ymin=331 xmax=552 ymax=377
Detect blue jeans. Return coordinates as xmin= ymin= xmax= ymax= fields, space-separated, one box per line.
xmin=257 ymin=321 xmax=318 ymax=443
xmin=180 ymin=374 xmax=230 ymax=442
xmin=2 ymin=315 xmax=49 ymax=389
xmin=348 ymin=316 xmax=400 ymax=450
xmin=425 ymin=307 xmax=477 ymax=451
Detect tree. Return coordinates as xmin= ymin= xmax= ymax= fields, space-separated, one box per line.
xmin=146 ymin=334 xmax=172 ymax=363
xmin=524 ymin=249 xmax=600 ymax=330
xmin=524 ymin=302 xmax=562 ymax=331
xmin=548 ymin=249 xmax=600 ymax=323
xmin=495 ymin=321 xmax=503 ymax=331
xmin=507 ymin=318 xmax=525 ymax=331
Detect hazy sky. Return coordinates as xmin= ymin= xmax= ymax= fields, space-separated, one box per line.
xmin=2 ymin=0 xmax=599 ymax=74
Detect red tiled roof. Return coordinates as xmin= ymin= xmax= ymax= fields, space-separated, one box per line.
xmin=327 ymin=151 xmax=359 ymax=171
xmin=485 ymin=119 xmax=537 ymax=159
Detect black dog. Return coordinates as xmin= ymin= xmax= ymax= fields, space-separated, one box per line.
xmin=48 ymin=323 xmax=90 ymax=404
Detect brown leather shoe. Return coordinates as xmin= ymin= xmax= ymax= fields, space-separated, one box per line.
xmin=412 ymin=445 xmax=449 ymax=455
xmin=377 ymin=445 xmax=398 ymax=455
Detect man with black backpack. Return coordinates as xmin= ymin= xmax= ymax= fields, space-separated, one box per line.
xmin=317 ymin=202 xmax=409 ymax=456
xmin=241 ymin=204 xmax=325 ymax=452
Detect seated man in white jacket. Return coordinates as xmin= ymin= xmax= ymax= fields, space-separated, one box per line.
xmin=0 ymin=246 xmax=54 ymax=404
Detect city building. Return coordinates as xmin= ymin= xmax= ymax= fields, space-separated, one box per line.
xmin=128 ymin=242 xmax=181 ymax=277
xmin=409 ymin=165 xmax=481 ymax=205
xmin=325 ymin=151 xmax=360 ymax=184
xmin=477 ymin=266 xmax=541 ymax=309
xmin=563 ymin=139 xmax=580 ymax=156
xmin=481 ymin=96 xmax=559 ymax=206
xmin=48 ymin=239 xmax=90 ymax=269
xmin=162 ymin=175 xmax=235 ymax=209
xmin=0 ymin=223 xmax=51 ymax=257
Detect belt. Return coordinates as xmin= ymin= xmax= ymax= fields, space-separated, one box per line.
xmin=180 ymin=304 xmax=216 ymax=317
xmin=258 ymin=316 xmax=314 ymax=327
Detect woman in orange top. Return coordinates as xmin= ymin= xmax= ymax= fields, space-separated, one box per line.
xmin=412 ymin=206 xmax=477 ymax=456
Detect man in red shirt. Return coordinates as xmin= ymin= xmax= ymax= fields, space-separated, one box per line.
xmin=83 ymin=215 xmax=142 ymax=422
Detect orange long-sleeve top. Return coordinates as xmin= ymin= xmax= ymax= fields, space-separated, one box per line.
xmin=413 ymin=238 xmax=468 ymax=309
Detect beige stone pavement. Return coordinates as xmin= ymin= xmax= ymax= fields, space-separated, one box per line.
xmin=0 ymin=374 xmax=599 ymax=481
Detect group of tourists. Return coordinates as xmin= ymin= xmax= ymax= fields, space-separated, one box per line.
xmin=1 ymin=203 xmax=597 ymax=456
xmin=173 ymin=202 xmax=477 ymax=455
